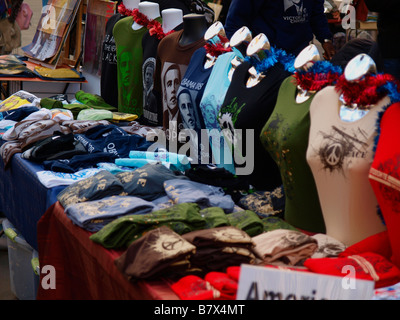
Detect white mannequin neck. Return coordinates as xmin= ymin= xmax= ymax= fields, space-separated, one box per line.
xmin=162 ymin=9 xmax=183 ymax=33
xmin=132 ymin=2 xmax=160 ymax=30
xmin=123 ymin=0 xmax=139 ymax=10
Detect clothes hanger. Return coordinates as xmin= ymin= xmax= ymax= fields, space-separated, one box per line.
xmin=340 ymin=53 xmax=377 ymax=121
xmin=203 ymin=21 xmax=229 ymax=69
xmin=294 ymin=44 xmax=322 ymax=103
xmin=245 ymin=33 xmax=270 ymax=88
xmin=228 ymin=26 xmax=252 ymax=82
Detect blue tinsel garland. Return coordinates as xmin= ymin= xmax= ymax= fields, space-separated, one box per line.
xmin=296 ymin=60 xmax=343 ymax=77
xmin=244 ymin=46 xmax=296 ymax=74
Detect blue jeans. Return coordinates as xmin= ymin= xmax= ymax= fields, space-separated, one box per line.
xmin=384 ymin=59 xmax=400 ymax=80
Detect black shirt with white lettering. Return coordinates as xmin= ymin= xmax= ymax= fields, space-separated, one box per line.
xmin=101 ymin=13 xmax=124 ymax=109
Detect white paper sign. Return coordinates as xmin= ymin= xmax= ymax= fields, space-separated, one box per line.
xmin=237 ymin=264 xmax=375 ymax=300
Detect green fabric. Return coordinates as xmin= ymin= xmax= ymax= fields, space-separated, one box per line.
xmin=200 ymin=207 xmax=229 ymax=229
xmin=261 ymin=216 xmax=298 ymax=232
xmin=89 ymin=202 xmax=206 ymax=249
xmin=40 ymin=98 xmax=63 ymax=110
xmin=113 ymin=16 xmax=162 ymax=116
xmin=63 ymin=104 xmax=91 ymax=119
xmin=260 ymin=76 xmax=325 ymax=233
xmin=75 ymin=90 xmax=117 ymax=112
xmin=77 ymin=109 xmax=114 ymax=121
xmin=226 ymin=210 xmax=264 ymax=237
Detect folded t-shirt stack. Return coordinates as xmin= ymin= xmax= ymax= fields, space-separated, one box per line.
xmin=310 ymin=233 xmax=347 ymax=259
xmin=57 ymin=170 xmax=125 ymax=208
xmin=43 ymin=152 xmax=118 ymax=173
xmin=61 ymin=120 xmax=110 ymax=134
xmin=237 ymin=185 xmax=286 ymax=219
xmin=182 ymin=226 xmax=258 ymax=274
xmin=115 ymin=163 xmax=189 ymax=201
xmin=164 ymin=179 xmax=235 ymax=213
xmin=64 ymin=195 xmax=156 ymax=232
xmin=21 ymin=131 xmax=87 ymax=163
xmin=74 ymin=124 xmax=154 ymax=158
xmin=184 ymin=165 xmax=251 ymax=203
xmin=0 ymin=118 xmax=71 ymax=167
xmin=261 ymin=216 xmax=298 ymax=232
xmin=89 ymin=202 xmax=207 ymax=249
xmin=252 ymin=229 xmax=318 ymax=266
xmin=170 ymin=275 xmax=222 ymax=300
xmin=226 ymin=210 xmax=264 ymax=237
xmin=114 ymin=225 xmax=196 ymax=281
xmin=0 ymin=106 xmax=40 ymax=121
xmin=199 ymin=207 xmax=229 ymax=229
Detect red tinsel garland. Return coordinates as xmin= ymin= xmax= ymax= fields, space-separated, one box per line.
xmin=117 ymin=4 xmax=174 ymax=40
xmin=131 ymin=8 xmax=151 ymax=27
xmin=294 ymin=71 xmax=341 ymax=92
xmin=204 ymin=35 xmax=232 ymax=57
xmin=117 ymin=3 xmax=136 ymax=17
xmin=148 ymin=20 xmax=175 ymax=40
xmin=335 ymin=73 xmax=396 ymax=108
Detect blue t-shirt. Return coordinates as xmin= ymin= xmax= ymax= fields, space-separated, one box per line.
xmin=177 ymin=47 xmax=213 ymax=163
xmin=199 ymin=51 xmax=241 ymax=174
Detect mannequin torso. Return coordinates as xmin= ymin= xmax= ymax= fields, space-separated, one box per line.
xmin=123 ymin=0 xmax=139 ymax=10
xmin=162 ymin=8 xmax=183 ymax=33
xmin=132 ymin=1 xmax=161 ymax=30
xmin=245 ymin=33 xmax=271 ymax=88
xmin=179 ymin=14 xmax=209 ymax=47
xmin=228 ymin=27 xmax=252 ymax=82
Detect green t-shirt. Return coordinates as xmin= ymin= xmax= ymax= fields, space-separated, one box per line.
xmin=260 ymin=76 xmax=325 ymax=234
xmin=113 ymin=16 xmax=162 ymax=116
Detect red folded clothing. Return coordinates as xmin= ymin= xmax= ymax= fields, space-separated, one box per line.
xmin=304 ymin=252 xmax=400 ymax=289
xmin=204 ymin=272 xmax=238 ymax=300
xmin=338 ymin=231 xmax=392 ymax=261
xmin=226 ymin=266 xmax=241 ymax=282
xmin=170 ymin=275 xmax=221 ymax=300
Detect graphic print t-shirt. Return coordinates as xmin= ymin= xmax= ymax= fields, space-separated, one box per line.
xmin=218 ymin=61 xmax=291 ymax=191
xmin=153 ymin=29 xmax=206 ymax=132
xmin=140 ymin=24 xmax=183 ymax=127
xmin=260 ymin=76 xmax=325 ymax=233
xmin=177 ymin=47 xmax=212 ymax=162
xmin=199 ymin=51 xmax=239 ymax=174
xmin=306 ymin=86 xmax=389 ymax=246
xmin=114 ymin=16 xmax=162 ymax=116
xmin=101 ymin=13 xmax=124 ymax=109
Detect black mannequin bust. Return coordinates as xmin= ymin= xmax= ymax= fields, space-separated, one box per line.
xmin=179 ymin=13 xmax=208 ymax=46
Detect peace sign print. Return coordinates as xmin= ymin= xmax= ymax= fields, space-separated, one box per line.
xmin=150 ymin=231 xmax=195 ymax=259
xmin=324 ymin=143 xmax=344 ymax=167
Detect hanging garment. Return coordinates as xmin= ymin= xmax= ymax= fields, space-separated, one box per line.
xmin=113 ymin=16 xmax=162 ymax=116
xmin=260 ymin=76 xmax=325 ymax=234
xmin=218 ymin=61 xmax=291 ymax=191
xmin=369 ymin=102 xmax=400 ymax=268
xmin=306 ymin=86 xmax=389 ymax=246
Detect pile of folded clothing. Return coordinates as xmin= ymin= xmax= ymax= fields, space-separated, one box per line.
xmin=114 ymin=226 xmax=196 ymax=281
xmin=182 ymin=226 xmax=259 ymax=275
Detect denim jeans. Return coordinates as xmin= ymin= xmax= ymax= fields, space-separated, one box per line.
xmin=384 ymin=58 xmax=400 ymax=80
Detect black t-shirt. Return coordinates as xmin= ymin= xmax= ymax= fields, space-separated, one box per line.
xmin=218 ymin=61 xmax=290 ymax=191
xmin=100 ymin=13 xmax=125 ymax=108
xmin=140 ymin=23 xmax=184 ymax=127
